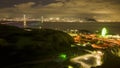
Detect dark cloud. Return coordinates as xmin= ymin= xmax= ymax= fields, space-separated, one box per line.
xmin=0 ymin=0 xmax=119 ymax=8
xmin=0 ymin=0 xmax=120 ymax=21
xmin=0 ymin=0 xmax=58 ymax=8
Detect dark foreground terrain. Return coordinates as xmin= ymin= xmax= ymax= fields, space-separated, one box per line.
xmin=0 ymin=24 xmax=120 ymax=68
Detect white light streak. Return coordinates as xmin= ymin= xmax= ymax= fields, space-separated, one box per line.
xmin=70 ymin=50 xmax=103 ymax=68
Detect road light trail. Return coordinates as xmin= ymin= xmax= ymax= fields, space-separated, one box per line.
xmin=70 ymin=50 xmax=103 ymax=68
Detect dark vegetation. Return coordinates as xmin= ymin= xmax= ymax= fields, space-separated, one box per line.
xmin=0 ymin=24 xmax=74 ymax=68
xmin=0 ymin=24 xmax=120 ymax=68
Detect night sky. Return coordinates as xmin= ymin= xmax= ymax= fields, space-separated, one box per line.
xmin=0 ymin=0 xmax=120 ymax=21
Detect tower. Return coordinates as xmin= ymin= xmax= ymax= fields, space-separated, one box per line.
xmin=39 ymin=16 xmax=44 ymax=29
xmin=23 ymin=14 xmax=27 ymax=28
xmin=41 ymin=16 xmax=44 ymax=23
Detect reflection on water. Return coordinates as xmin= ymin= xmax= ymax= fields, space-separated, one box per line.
xmin=3 ymin=22 xmax=120 ymax=34
xmin=70 ymin=50 xmax=103 ymax=68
